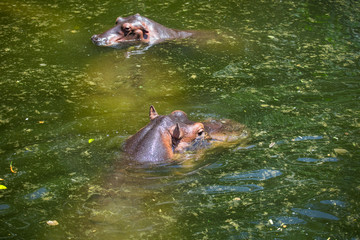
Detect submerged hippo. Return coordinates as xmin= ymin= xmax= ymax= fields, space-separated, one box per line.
xmin=123 ymin=106 xmax=249 ymax=163
xmin=91 ymin=14 xmax=193 ymax=48
xmin=184 ymin=118 xmax=250 ymax=152
xmin=123 ymin=106 xmax=205 ymax=163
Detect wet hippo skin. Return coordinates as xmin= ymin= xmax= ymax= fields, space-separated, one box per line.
xmin=91 ymin=14 xmax=193 ymax=47
xmin=203 ymin=118 xmax=249 ymax=143
xmin=186 ymin=118 xmax=250 ymax=152
xmin=123 ymin=106 xmax=250 ymax=163
xmin=123 ymin=106 xmax=205 ymax=163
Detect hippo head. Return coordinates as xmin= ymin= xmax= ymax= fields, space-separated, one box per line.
xmin=91 ymin=14 xmax=150 ymax=47
xmin=123 ymin=106 xmax=206 ymax=163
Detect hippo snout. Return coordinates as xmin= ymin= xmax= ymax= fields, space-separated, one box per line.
xmin=91 ymin=35 xmax=102 ymax=45
xmin=91 ymin=34 xmax=120 ymax=47
xmin=91 ymin=34 xmax=109 ymax=46
xmin=91 ymin=34 xmax=98 ymax=41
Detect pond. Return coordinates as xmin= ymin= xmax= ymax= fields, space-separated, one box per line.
xmin=1 ymin=0 xmax=360 ymax=239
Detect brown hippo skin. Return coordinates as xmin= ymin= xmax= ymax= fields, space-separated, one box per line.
xmin=91 ymin=14 xmax=193 ymax=47
xmin=203 ymin=118 xmax=249 ymax=143
xmin=123 ymin=106 xmax=205 ymax=163
xmin=185 ymin=118 xmax=250 ymax=152
xmin=123 ymin=106 xmax=250 ymax=163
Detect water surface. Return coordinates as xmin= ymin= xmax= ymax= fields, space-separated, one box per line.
xmin=1 ymin=0 xmax=360 ymax=239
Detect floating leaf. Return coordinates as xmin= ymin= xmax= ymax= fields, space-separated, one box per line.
xmin=10 ymin=161 xmax=17 ymax=173
xmin=88 ymin=139 xmax=95 ymax=143
xmin=0 ymin=185 xmax=7 ymax=190
xmin=46 ymin=220 xmax=59 ymax=226
xmin=334 ymin=148 xmax=348 ymax=155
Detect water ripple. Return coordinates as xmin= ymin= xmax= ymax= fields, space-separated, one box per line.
xmin=221 ymin=169 xmax=282 ymax=181
xmin=292 ymin=136 xmax=323 ymax=141
xmin=24 ymin=187 xmax=48 ymax=200
xmin=292 ymin=208 xmax=339 ymax=220
xmin=297 ymin=157 xmax=338 ymax=163
xmin=320 ymin=200 xmax=346 ymax=208
xmin=190 ymin=184 xmax=263 ymax=194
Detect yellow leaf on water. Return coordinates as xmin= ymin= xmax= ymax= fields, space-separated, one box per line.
xmin=88 ymin=139 xmax=95 ymax=143
xmin=0 ymin=185 xmax=7 ymax=190
xmin=334 ymin=148 xmax=348 ymax=155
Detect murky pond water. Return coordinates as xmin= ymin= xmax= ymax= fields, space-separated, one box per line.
xmin=1 ymin=0 xmax=360 ymax=239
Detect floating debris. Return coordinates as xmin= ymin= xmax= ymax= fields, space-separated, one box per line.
xmin=334 ymin=148 xmax=348 ymax=155
xmin=10 ymin=161 xmax=17 ymax=173
xmin=46 ymin=220 xmax=59 ymax=226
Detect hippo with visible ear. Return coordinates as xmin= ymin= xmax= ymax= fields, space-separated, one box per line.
xmin=123 ymin=106 xmax=205 ymax=163
xmin=123 ymin=106 xmax=250 ymax=163
xmin=91 ymin=14 xmax=193 ymax=48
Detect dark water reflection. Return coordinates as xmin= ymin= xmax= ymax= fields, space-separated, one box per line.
xmin=1 ymin=0 xmax=360 ymax=239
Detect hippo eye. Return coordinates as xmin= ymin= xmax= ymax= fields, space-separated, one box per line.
xmin=197 ymin=129 xmax=204 ymax=136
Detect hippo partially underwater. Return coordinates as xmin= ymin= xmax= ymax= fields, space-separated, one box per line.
xmin=91 ymin=14 xmax=193 ymax=48
xmin=123 ymin=106 xmax=249 ymax=163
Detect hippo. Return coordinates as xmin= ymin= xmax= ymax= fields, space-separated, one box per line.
xmin=91 ymin=14 xmax=193 ymax=48
xmin=123 ymin=106 xmax=250 ymax=163
xmin=185 ymin=118 xmax=250 ymax=152
xmin=123 ymin=106 xmax=206 ymax=163
xmin=203 ymin=118 xmax=249 ymax=143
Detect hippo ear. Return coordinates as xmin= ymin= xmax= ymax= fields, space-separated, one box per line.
xmin=172 ymin=123 xmax=183 ymax=140
xmin=149 ymin=105 xmax=159 ymax=120
xmin=115 ymin=17 xmax=123 ymax=24
xmin=141 ymin=22 xmax=149 ymax=33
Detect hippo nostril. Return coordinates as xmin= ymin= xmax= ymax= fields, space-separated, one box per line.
xmin=91 ymin=35 xmax=103 ymax=45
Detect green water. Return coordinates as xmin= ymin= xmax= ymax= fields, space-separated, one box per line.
xmin=1 ymin=0 xmax=360 ymax=239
